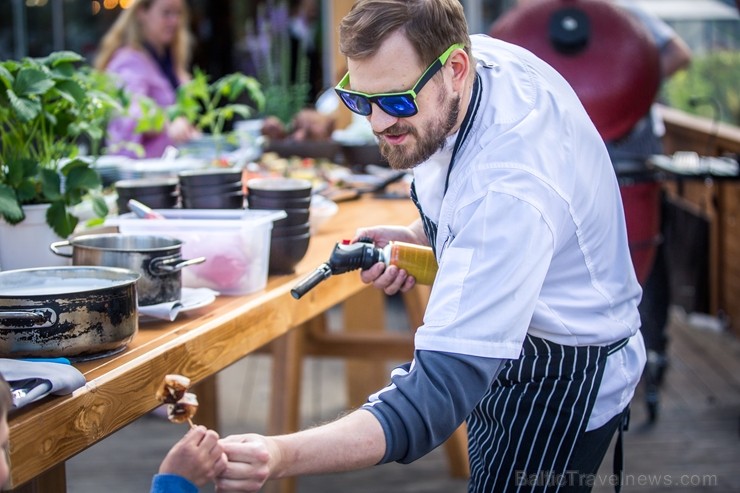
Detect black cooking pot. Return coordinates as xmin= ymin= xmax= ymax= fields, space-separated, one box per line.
xmin=50 ymin=234 xmax=206 ymax=306
xmin=0 ymin=266 xmax=140 ymax=359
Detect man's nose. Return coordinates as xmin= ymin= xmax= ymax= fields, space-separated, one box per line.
xmin=368 ymin=104 xmax=399 ymax=134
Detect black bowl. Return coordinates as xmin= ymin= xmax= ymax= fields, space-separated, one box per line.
xmin=246 ymin=177 xmax=313 ymax=199
xmin=182 ymin=191 xmax=244 ymax=209
xmin=256 ymin=208 xmax=310 ymax=227
xmin=115 ymin=178 xmax=179 ymax=195
xmin=180 ymin=181 xmax=243 ymax=198
xmin=116 ymin=191 xmax=179 ymax=213
xmin=269 ymin=232 xmax=311 ymax=275
xmin=247 ymin=195 xmax=311 ymax=210
xmin=178 ymin=168 xmax=243 ymax=187
xmin=271 ymin=222 xmax=310 ymax=238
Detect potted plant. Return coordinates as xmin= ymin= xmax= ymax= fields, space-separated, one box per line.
xmin=0 ymin=51 xmax=126 ymax=269
xmin=170 ymin=68 xmax=265 ymax=163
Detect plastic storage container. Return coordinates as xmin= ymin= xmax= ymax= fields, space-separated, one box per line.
xmin=114 ymin=209 xmax=286 ymax=295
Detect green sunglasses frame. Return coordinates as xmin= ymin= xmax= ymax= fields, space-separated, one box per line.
xmin=335 ymin=43 xmax=465 ymax=117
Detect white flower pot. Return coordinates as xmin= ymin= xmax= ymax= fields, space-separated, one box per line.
xmin=0 ymin=203 xmax=71 ymax=271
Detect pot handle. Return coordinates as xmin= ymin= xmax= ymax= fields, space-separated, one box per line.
xmin=150 ymin=256 xmax=207 ymax=275
xmin=49 ymin=240 xmax=73 ymax=258
xmin=0 ymin=308 xmax=57 ymax=329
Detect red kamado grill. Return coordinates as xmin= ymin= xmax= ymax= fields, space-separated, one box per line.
xmin=490 ymin=0 xmax=662 ymax=284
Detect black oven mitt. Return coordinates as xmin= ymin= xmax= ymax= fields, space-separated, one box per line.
xmin=0 ymin=358 xmax=86 ymax=409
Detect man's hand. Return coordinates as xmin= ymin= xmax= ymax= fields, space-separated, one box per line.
xmin=215 ymin=434 xmax=276 ymax=493
xmin=352 ymin=224 xmax=427 ymax=295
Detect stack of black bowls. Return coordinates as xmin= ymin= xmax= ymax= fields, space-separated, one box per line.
xmin=115 ymin=178 xmax=178 ymax=214
xmin=178 ymin=168 xmax=244 ymax=209
xmin=247 ymin=178 xmax=312 ymax=275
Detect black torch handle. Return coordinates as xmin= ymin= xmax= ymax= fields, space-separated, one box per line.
xmin=290 ymin=263 xmax=333 ymax=299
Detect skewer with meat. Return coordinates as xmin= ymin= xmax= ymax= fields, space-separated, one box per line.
xmin=156 ymin=374 xmax=198 ymax=427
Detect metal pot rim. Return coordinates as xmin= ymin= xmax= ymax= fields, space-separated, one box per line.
xmin=66 ymin=233 xmax=183 ymax=252
xmin=0 ymin=266 xmax=140 ymax=297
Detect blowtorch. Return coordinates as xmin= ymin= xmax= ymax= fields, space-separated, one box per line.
xmin=290 ymin=239 xmax=438 ymax=299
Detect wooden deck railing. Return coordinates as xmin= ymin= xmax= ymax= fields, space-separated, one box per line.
xmin=658 ymin=105 xmax=740 ymax=337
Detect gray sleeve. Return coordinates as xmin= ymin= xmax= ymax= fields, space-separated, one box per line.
xmin=362 ymin=349 xmax=504 ymax=464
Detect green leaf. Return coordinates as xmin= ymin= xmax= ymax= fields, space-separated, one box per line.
xmin=14 ymin=68 xmax=55 ymax=96
xmin=55 ymin=79 xmax=86 ymax=106
xmin=7 ymin=88 xmax=41 ymax=122
xmin=4 ymin=158 xmax=37 ymax=186
xmin=64 ymin=166 xmax=101 ymax=199
xmin=39 ymin=51 xmax=84 ymax=67
xmin=0 ymin=185 xmax=24 ymax=224
xmin=39 ymin=168 xmax=62 ymax=201
xmin=90 ymin=195 xmax=109 ymax=218
xmin=46 ymin=200 xmax=77 ymax=238
xmin=223 ymin=103 xmax=254 ymax=119
xmin=0 ymin=65 xmax=14 ymax=93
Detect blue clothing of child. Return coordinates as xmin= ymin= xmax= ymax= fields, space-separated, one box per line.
xmin=150 ymin=473 xmax=197 ymax=493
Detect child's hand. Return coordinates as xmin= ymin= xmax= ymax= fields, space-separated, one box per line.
xmin=159 ymin=425 xmax=227 ymax=487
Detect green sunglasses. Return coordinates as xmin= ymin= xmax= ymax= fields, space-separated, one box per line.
xmin=335 ymin=43 xmax=464 ymax=118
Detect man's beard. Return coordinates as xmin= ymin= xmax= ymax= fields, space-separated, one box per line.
xmin=377 ymin=90 xmax=461 ymax=171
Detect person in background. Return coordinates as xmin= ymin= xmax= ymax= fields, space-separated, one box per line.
xmin=214 ymin=1 xmax=645 ymax=491
xmin=607 ymin=0 xmax=692 ymax=160
xmin=288 ymin=0 xmax=323 ymax=103
xmin=0 ymin=374 xmax=11 ymax=488
xmin=607 ymin=0 xmax=692 ymax=422
xmin=151 ymin=425 xmax=228 ymax=493
xmin=95 ymin=0 xmax=200 ymax=158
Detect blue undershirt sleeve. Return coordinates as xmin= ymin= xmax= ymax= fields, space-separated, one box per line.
xmin=362 ymin=349 xmax=504 ymax=464
xmin=150 ymin=473 xmax=198 ymax=493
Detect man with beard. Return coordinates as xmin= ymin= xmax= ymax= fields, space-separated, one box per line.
xmin=215 ymin=1 xmax=646 ymax=491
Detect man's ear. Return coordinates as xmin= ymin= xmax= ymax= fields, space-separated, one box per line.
xmin=448 ymin=49 xmax=470 ymax=92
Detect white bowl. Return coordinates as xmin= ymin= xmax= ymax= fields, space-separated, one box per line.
xmin=309 ymin=195 xmax=338 ymax=234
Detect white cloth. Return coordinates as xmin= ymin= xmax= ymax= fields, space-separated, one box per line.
xmin=0 ymin=358 xmax=86 ymax=408
xmin=412 ymin=35 xmax=646 ymax=430
xmin=138 ymin=287 xmax=219 ymax=322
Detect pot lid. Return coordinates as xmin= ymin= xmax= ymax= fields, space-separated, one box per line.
xmin=489 ymin=0 xmax=660 ymax=140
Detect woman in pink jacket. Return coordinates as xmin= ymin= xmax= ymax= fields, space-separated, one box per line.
xmin=95 ymin=0 xmax=199 ymax=158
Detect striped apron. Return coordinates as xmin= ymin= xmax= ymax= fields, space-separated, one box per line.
xmin=410 ymin=74 xmax=626 ymax=491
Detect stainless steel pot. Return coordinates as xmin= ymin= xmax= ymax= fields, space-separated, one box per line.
xmin=51 ymin=234 xmax=205 ymax=306
xmin=0 ymin=266 xmax=140 ymax=359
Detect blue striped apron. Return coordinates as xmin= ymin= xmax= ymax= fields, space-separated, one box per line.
xmin=409 ymin=73 xmax=626 ymax=492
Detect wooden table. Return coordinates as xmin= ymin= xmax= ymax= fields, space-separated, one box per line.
xmin=6 ymin=196 xmax=420 ymax=492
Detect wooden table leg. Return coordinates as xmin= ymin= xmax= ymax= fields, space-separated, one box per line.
xmin=343 ymin=289 xmax=389 ymax=407
xmin=265 ymin=321 xmax=309 ymax=493
xmin=7 ymin=463 xmax=66 ymax=493
xmin=191 ymin=375 xmax=219 ymax=432
xmin=444 ymin=424 xmax=470 ymax=478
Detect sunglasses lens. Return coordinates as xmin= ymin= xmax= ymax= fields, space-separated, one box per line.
xmin=338 ymin=92 xmax=372 ymax=116
xmin=377 ymin=95 xmax=417 ymax=117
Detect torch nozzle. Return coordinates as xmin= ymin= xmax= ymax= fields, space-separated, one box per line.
xmin=290 ymin=241 xmax=382 ymax=299
xmin=290 ymin=263 xmax=333 ymax=299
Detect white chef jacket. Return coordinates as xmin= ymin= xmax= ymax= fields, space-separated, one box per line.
xmin=412 ymin=34 xmax=646 ymax=430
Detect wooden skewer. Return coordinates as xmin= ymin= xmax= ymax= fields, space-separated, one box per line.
xmin=187 ymin=417 xmax=195 ymax=428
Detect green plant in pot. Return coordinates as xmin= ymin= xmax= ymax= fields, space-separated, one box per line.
xmin=0 ymin=51 xmax=125 ymax=238
xmin=170 ymin=68 xmax=265 ymax=163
